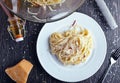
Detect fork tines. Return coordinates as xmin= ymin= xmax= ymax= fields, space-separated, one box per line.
xmin=112 ymin=47 xmax=120 ymax=60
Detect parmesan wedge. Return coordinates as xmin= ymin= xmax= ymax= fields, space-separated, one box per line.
xmin=5 ymin=59 xmax=33 ymax=83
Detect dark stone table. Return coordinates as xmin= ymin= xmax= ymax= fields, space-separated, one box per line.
xmin=0 ymin=0 xmax=120 ymax=83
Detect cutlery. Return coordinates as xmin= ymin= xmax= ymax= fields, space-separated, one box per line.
xmin=100 ymin=47 xmax=120 ymax=83
xmin=95 ymin=0 xmax=118 ymax=29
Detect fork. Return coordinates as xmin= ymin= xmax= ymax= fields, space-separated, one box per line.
xmin=100 ymin=47 xmax=120 ymax=83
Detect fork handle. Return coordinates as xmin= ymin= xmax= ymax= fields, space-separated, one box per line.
xmin=101 ymin=64 xmax=112 ymax=83
xmin=97 ymin=61 xmax=111 ymax=83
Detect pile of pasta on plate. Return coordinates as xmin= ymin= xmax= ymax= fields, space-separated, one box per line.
xmin=49 ymin=21 xmax=93 ymax=65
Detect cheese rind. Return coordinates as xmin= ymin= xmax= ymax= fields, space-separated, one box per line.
xmin=5 ymin=59 xmax=33 ymax=83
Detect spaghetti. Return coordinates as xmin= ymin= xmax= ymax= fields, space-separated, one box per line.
xmin=26 ymin=0 xmax=65 ymax=6
xmin=49 ymin=21 xmax=93 ymax=65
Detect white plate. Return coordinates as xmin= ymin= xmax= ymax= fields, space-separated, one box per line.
xmin=36 ymin=12 xmax=107 ymax=82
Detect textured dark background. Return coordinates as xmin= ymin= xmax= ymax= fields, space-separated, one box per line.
xmin=0 ymin=0 xmax=120 ymax=83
